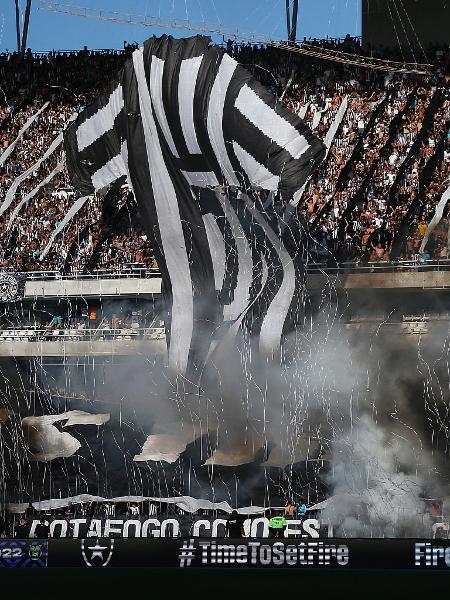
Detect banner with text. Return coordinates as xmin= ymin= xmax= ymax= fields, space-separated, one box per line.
xmin=41 ymin=538 xmax=450 ymax=570
xmin=28 ymin=516 xmax=323 ymax=539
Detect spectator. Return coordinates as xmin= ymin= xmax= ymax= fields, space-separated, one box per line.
xmin=225 ymin=510 xmax=245 ymax=538
xmin=64 ymin=501 xmax=74 ymax=518
xmin=0 ymin=41 xmax=448 ymax=270
xmin=128 ymin=502 xmax=140 ymax=517
xmin=34 ymin=517 xmax=50 ymax=539
xmin=15 ymin=517 xmax=30 ymax=538
xmin=268 ymin=510 xmax=287 ymax=538
xmin=297 ymin=498 xmax=307 ymax=518
xmin=284 ymin=499 xmax=297 ymax=518
xmin=81 ymin=308 xmax=89 ymax=327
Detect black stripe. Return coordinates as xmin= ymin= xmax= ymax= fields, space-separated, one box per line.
xmin=160 ymin=36 xmax=209 ymax=160
xmin=197 ymin=188 xmax=238 ymax=308
xmin=192 ymin=46 xmax=227 ymax=183
xmin=224 ymin=192 xmax=284 ymax=338
xmin=77 ymin=109 xmax=127 ymax=178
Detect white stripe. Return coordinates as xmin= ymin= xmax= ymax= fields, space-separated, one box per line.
xmin=40 ymin=195 xmax=91 ymax=259
xmin=235 ymin=85 xmax=310 ymax=159
xmin=324 ymin=95 xmax=348 ymax=152
xmin=260 ymin=253 xmax=268 ymax=290
xmin=133 ymin=48 xmax=193 ymax=374
xmin=7 ymin=158 xmax=66 ymax=230
xmin=76 ymin=85 xmax=124 ymax=152
xmin=215 ymin=191 xmax=253 ymax=321
xmin=178 ymin=56 xmax=203 ymax=154
xmin=207 ymin=54 xmax=239 ymax=186
xmin=0 ymin=132 xmax=63 ymax=216
xmin=0 ymin=102 xmax=50 ymax=167
xmin=420 ymin=183 xmax=450 ymax=253
xmin=243 ymin=195 xmax=296 ymax=358
xmin=298 ymin=103 xmax=309 ymax=120
xmin=91 ymin=146 xmax=128 ymax=189
xmin=150 ymin=56 xmax=179 ymax=158
xmin=312 ymin=109 xmax=322 ymax=130
xmin=202 ymin=213 xmax=226 ymax=291
xmin=13 ymin=493 xmax=267 ymax=515
xmin=182 ymin=170 xmax=219 ymax=188
xmin=232 ymin=141 xmax=279 ymax=191
xmin=0 ymin=112 xmax=77 ymax=217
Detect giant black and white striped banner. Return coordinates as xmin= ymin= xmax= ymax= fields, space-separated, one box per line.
xmin=64 ymin=35 xmax=325 ymax=375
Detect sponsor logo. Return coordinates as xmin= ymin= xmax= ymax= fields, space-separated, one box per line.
xmin=81 ymin=538 xmax=115 ymax=567
xmin=0 ymin=274 xmax=19 ymax=302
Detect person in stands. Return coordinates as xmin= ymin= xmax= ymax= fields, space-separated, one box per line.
xmin=15 ymin=518 xmax=30 ymax=538
xmin=34 ymin=517 xmax=50 ymax=538
xmin=268 ymin=510 xmax=287 ymax=538
xmin=128 ymin=502 xmax=140 ymax=517
xmin=64 ymin=501 xmax=74 ymax=518
xmin=298 ymin=498 xmax=307 ymax=518
xmin=284 ymin=499 xmax=297 ymax=518
xmin=225 ymin=510 xmax=246 ymax=538
xmin=81 ymin=308 xmax=89 ymax=327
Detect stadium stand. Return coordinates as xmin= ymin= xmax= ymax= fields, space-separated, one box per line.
xmin=0 ymin=39 xmax=449 ymax=274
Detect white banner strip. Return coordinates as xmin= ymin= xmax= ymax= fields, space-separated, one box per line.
xmin=298 ymin=102 xmax=309 ymax=120
xmin=7 ymin=158 xmax=66 ymax=230
xmin=312 ymin=109 xmax=322 ymax=130
xmin=40 ymin=194 xmax=91 ymax=259
xmin=0 ymin=112 xmax=77 ymax=217
xmin=323 ymin=95 xmax=348 ymax=152
xmin=420 ymin=183 xmax=450 ymax=253
xmin=0 ymin=102 xmax=50 ymax=167
xmin=8 ymin=494 xmax=271 ymax=515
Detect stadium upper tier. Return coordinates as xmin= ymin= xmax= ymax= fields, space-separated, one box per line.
xmin=0 ymin=40 xmax=449 ymax=274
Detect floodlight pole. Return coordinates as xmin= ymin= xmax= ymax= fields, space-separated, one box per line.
xmin=14 ymin=0 xmax=21 ymax=53
xmin=21 ymin=0 xmax=33 ymax=55
xmin=285 ymin=0 xmax=299 ymax=43
xmin=281 ymin=0 xmax=299 ymax=101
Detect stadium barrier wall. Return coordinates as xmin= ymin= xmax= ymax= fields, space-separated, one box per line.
xmin=2 ymin=538 xmax=450 ymax=569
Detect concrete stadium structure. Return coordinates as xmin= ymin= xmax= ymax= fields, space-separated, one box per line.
xmin=1 ymin=265 xmax=450 ymax=357
xmin=362 ymin=0 xmax=450 ymax=52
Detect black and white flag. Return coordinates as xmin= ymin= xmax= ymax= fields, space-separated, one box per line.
xmin=64 ymin=35 xmax=326 ymax=375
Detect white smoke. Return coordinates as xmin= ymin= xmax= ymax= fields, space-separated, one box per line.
xmin=323 ymin=414 xmax=433 ymax=537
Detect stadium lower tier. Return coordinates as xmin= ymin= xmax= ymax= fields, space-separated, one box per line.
xmin=2 ymin=308 xmax=450 ymax=540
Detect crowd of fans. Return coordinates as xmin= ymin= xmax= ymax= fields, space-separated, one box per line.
xmin=234 ymin=42 xmax=450 ymax=263
xmin=0 ymin=39 xmax=449 ymax=274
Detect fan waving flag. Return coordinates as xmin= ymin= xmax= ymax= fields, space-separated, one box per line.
xmin=64 ymin=35 xmax=326 ymax=376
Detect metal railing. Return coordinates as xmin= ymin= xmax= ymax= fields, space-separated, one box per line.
xmin=21 ymin=265 xmax=161 ymax=280
xmin=0 ymin=327 xmax=166 ymax=343
xmin=306 ymin=258 xmax=450 ymax=275
xmin=4 ymin=258 xmax=450 ymax=282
